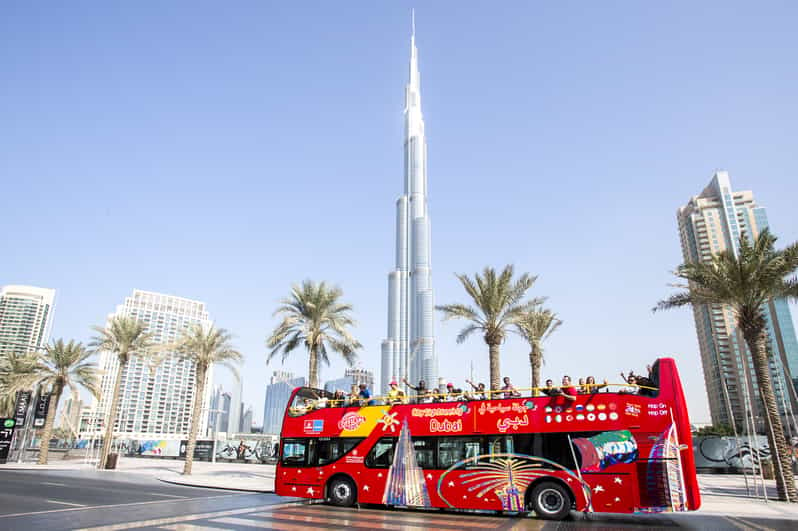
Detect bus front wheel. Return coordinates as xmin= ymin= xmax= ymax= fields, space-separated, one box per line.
xmin=529 ymin=481 xmax=571 ymax=520
xmin=327 ymin=477 xmax=356 ymax=507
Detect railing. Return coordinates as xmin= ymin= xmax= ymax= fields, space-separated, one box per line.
xmin=289 ymin=382 xmax=659 ymax=414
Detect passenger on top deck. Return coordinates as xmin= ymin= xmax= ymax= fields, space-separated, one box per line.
xmin=387 ymin=381 xmax=406 ymax=405
xmin=346 ymin=384 xmax=359 ymax=406
xmin=584 ymin=375 xmax=607 ymax=394
xmin=358 ymin=383 xmax=376 ymax=406
xmin=466 ymin=379 xmax=488 ymax=400
xmin=430 ymin=387 xmax=442 ymax=403
xmin=618 ymin=373 xmax=639 ymax=394
xmin=501 ymin=377 xmax=521 ymax=399
xmin=402 ymin=377 xmax=429 ymax=404
xmin=332 ymin=389 xmax=346 ymax=407
xmin=542 ymin=378 xmax=561 ymax=397
xmin=560 ymin=375 xmax=578 ymax=402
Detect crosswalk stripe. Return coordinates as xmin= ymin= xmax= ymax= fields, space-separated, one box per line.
xmin=271 ymin=506 xmax=504 ymax=528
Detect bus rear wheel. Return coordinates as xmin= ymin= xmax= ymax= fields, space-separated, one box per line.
xmin=327 ymin=477 xmax=356 ymax=507
xmin=529 ymin=481 xmax=571 ymax=520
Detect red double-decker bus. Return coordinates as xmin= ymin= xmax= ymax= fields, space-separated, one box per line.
xmin=275 ymin=358 xmax=700 ymax=520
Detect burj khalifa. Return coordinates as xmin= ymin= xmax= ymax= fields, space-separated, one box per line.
xmin=381 ymin=14 xmax=437 ymax=394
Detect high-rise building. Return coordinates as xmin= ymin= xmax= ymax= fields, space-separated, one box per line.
xmin=677 ymin=171 xmax=798 ymax=431
xmin=324 ymin=367 xmax=375 ymax=394
xmin=57 ymin=394 xmax=83 ymax=435
xmin=85 ymin=290 xmax=214 ymax=440
xmin=262 ymin=370 xmax=305 ymax=436
xmin=229 ymin=377 xmax=242 ymax=436
xmin=381 ymin=14 xmax=437 ymax=394
xmin=0 ymin=285 xmax=55 ymax=356
xmin=240 ymin=406 xmax=253 ymax=434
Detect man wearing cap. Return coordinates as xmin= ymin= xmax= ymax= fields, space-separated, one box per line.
xmin=387 ymin=380 xmax=406 ymax=405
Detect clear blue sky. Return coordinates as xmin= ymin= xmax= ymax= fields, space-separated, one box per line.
xmin=2 ymin=1 xmax=797 ymax=424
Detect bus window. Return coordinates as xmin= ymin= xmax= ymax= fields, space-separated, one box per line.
xmin=486 ymin=435 xmax=514 ymax=462
xmin=411 ymin=438 xmax=436 ymax=469
xmin=365 ymin=437 xmax=396 ymax=468
xmin=310 ymin=437 xmax=366 ymax=466
xmin=513 ymin=433 xmax=583 ymax=469
xmin=281 ymin=438 xmax=308 ymax=466
xmin=438 ymin=437 xmax=482 ymax=469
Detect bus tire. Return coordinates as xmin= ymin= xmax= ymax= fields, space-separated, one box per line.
xmin=529 ymin=481 xmax=571 ymax=520
xmin=327 ymin=476 xmax=356 ymax=507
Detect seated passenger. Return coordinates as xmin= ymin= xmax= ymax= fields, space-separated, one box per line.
xmin=542 ymin=378 xmax=561 ymax=397
xmin=501 ymin=376 xmax=521 ymax=399
xmin=444 ymin=383 xmax=458 ymax=401
xmin=332 ymin=389 xmax=346 ymax=407
xmin=577 ymin=377 xmax=586 ymax=393
xmin=387 ymin=380 xmax=406 ymax=405
xmin=346 ymin=384 xmax=359 ymax=406
xmin=430 ymin=388 xmax=442 ymax=403
xmin=584 ymin=375 xmax=607 ymax=394
xmin=560 ymin=375 xmax=578 ymax=402
xmin=358 ymin=383 xmax=376 ymax=406
xmin=315 ymin=395 xmax=329 ymax=408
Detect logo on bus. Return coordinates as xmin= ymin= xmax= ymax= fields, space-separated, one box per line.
xmin=338 ymin=412 xmax=366 ymax=431
xmin=304 ymin=419 xmax=324 ymax=433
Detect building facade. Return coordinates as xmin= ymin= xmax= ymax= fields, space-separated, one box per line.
xmin=240 ymin=406 xmax=253 ymax=434
xmin=84 ymin=290 xmax=214 ymax=440
xmin=381 ymin=16 xmax=437 ymax=394
xmin=324 ymin=367 xmax=375 ymax=394
xmin=0 ymin=285 xmax=55 ymax=356
xmin=57 ymin=394 xmax=84 ymax=435
xmin=262 ymin=370 xmax=305 ymax=436
xmin=677 ymin=171 xmax=798 ymax=432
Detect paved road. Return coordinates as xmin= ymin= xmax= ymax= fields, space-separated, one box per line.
xmin=1 ymin=470 xmax=796 ymax=530
xmin=0 ymin=469 xmax=281 ymax=530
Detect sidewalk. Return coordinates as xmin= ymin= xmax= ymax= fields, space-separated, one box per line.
xmin=693 ymin=474 xmax=798 ymax=519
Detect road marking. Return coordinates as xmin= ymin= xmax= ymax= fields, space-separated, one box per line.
xmin=0 ymin=493 xmax=245 ymax=519
xmin=142 ymin=492 xmax=187 ymax=499
xmin=41 ymin=482 xmax=68 ymax=487
xmin=76 ymin=502 xmax=303 ymax=530
xmin=46 ymin=500 xmax=87 ymax=507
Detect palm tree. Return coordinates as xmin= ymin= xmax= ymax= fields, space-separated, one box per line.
xmin=2 ymin=339 xmax=99 ymax=464
xmin=0 ymin=351 xmax=39 ymax=417
xmin=90 ymin=316 xmax=154 ymax=469
xmin=514 ymin=307 xmax=562 ymax=392
xmin=267 ymin=280 xmax=362 ymax=388
xmin=654 ymin=229 xmax=798 ymax=502
xmin=436 ymin=265 xmax=541 ymax=391
xmin=170 ymin=324 xmax=242 ymax=475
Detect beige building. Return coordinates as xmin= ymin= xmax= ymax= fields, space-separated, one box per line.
xmin=0 ymin=285 xmax=55 ymax=356
xmin=677 ymin=171 xmax=798 ymax=432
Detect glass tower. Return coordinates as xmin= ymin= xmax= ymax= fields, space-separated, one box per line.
xmin=677 ymin=171 xmax=798 ymax=431
xmin=381 ymin=14 xmax=437 ymax=394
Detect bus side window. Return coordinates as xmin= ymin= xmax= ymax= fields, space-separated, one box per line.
xmin=486 ymin=435 xmax=514 ymax=462
xmin=438 ymin=437 xmax=482 ymax=469
xmin=365 ymin=437 xmax=396 ymax=468
xmin=411 ymin=438 xmax=436 ymax=469
xmin=512 ymin=433 xmax=581 ymax=469
xmin=281 ymin=438 xmax=308 ymax=466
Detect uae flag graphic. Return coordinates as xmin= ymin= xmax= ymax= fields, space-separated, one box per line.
xmin=382 ymin=419 xmax=431 ymax=507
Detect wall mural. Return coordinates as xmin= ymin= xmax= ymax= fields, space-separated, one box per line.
xmin=693 ymin=435 xmax=771 ymax=470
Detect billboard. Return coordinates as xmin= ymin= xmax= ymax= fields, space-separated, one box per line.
xmin=14 ymin=391 xmax=31 ymax=427
xmin=137 ymin=440 xmax=181 ymax=457
xmin=0 ymin=418 xmax=16 ymax=463
xmin=179 ymin=440 xmax=215 ymax=460
xmin=33 ymin=393 xmax=51 ymax=428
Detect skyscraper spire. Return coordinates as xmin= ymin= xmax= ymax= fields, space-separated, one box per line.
xmin=381 ymin=12 xmax=437 ymax=394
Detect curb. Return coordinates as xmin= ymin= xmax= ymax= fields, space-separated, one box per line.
xmin=156 ymin=476 xmax=274 ymax=494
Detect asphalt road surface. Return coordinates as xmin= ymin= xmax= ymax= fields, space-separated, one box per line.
xmin=0 ymin=469 xmax=796 ymax=530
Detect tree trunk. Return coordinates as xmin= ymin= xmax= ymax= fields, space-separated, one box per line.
xmin=743 ymin=327 xmax=798 ymax=502
xmin=530 ymin=341 xmax=542 ymax=393
xmin=489 ymin=342 xmax=500 ymax=393
xmin=99 ymin=357 xmax=126 ymax=469
xmin=308 ymin=345 xmax=319 ymax=389
xmin=37 ymin=381 xmax=63 ymax=465
xmin=183 ymin=364 xmax=207 ymax=476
